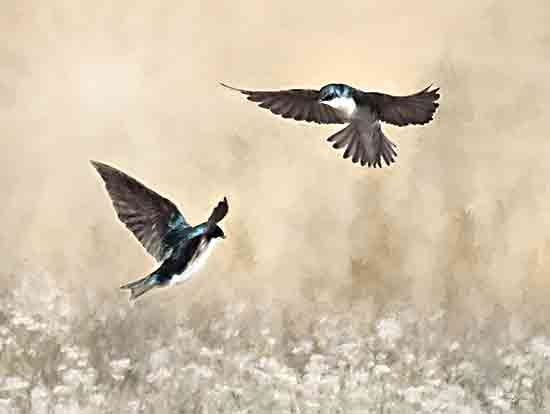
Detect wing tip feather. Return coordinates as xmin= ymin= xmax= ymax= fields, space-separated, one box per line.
xmin=220 ymin=81 xmax=250 ymax=95
xmin=90 ymin=159 xmax=106 ymax=171
xmin=90 ymin=160 xmax=117 ymax=182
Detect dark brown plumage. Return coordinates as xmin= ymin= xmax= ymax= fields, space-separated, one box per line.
xmin=91 ymin=160 xmax=187 ymax=262
xmin=220 ymin=83 xmax=347 ymax=124
xmin=222 ymin=82 xmax=440 ymax=168
xmin=357 ymin=85 xmax=440 ymax=127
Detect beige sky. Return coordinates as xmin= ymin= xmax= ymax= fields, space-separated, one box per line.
xmin=2 ymin=0 xmax=550 ymax=321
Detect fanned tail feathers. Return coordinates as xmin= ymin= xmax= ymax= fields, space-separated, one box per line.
xmin=327 ymin=123 xmax=397 ymax=168
xmin=120 ymin=274 xmax=157 ymax=301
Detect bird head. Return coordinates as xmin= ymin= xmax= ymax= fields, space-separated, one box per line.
xmin=211 ymin=225 xmax=226 ymax=240
xmin=318 ymin=84 xmax=356 ymax=116
xmin=318 ymin=84 xmax=351 ymax=103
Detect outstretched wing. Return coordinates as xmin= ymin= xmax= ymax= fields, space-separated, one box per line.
xmin=359 ymin=85 xmax=440 ymax=127
xmin=208 ymin=197 xmax=229 ymax=224
xmin=91 ymin=161 xmax=190 ymax=262
xmin=221 ymin=82 xmax=348 ymax=124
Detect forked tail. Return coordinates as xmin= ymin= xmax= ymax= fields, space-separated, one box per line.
xmin=327 ymin=123 xmax=397 ymax=167
xmin=120 ymin=274 xmax=157 ymax=301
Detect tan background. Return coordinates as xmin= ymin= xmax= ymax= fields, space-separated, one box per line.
xmin=2 ymin=0 xmax=550 ymax=323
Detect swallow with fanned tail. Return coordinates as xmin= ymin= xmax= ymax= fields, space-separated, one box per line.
xmin=91 ymin=161 xmax=228 ymax=301
xmin=221 ymin=82 xmax=440 ymax=167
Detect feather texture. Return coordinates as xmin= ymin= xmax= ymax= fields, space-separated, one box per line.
xmin=91 ymin=161 xmax=189 ymax=262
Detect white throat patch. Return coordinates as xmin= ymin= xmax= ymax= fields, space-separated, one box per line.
xmin=321 ymin=96 xmax=357 ymax=117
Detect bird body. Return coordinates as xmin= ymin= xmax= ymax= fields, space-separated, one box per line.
xmin=91 ymin=161 xmax=228 ymax=300
xmin=155 ymin=235 xmax=219 ymax=286
xmin=221 ymin=82 xmax=440 ymax=167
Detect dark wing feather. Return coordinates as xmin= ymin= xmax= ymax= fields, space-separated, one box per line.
xmin=91 ymin=161 xmax=189 ymax=262
xmin=221 ymin=82 xmax=348 ymax=124
xmin=208 ymin=197 xmax=229 ymax=224
xmin=359 ymin=85 xmax=440 ymax=127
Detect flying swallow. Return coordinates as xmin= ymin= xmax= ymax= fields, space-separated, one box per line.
xmin=91 ymin=161 xmax=228 ymax=300
xmin=221 ymin=82 xmax=440 ymax=167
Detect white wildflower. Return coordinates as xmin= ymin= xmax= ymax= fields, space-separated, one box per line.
xmin=61 ymin=345 xmax=80 ymax=360
xmin=149 ymin=347 xmax=171 ymax=369
xmin=0 ymin=400 xmax=12 ymax=413
xmin=53 ymin=385 xmax=71 ymax=396
xmin=146 ymin=366 xmax=172 ymax=384
xmin=127 ymin=400 xmax=141 ymax=414
xmin=403 ymin=386 xmax=424 ymax=404
xmin=522 ymin=377 xmax=533 ymax=388
xmin=110 ymin=358 xmax=131 ymax=380
xmin=53 ymin=399 xmax=80 ymax=414
xmin=31 ymin=385 xmax=50 ymax=414
xmin=373 ymin=364 xmax=390 ymax=376
xmin=404 ymin=352 xmax=416 ymax=364
xmin=90 ymin=392 xmax=106 ymax=406
xmin=62 ymin=368 xmax=85 ymax=389
xmin=291 ymin=339 xmax=314 ymax=354
xmin=530 ymin=336 xmax=550 ymax=358
xmin=487 ymin=387 xmax=510 ymax=411
xmin=182 ymin=363 xmax=213 ymax=378
xmin=376 ymin=317 xmax=402 ymax=344
xmin=199 ymin=346 xmax=223 ymax=359
xmin=0 ymin=376 xmax=30 ymax=391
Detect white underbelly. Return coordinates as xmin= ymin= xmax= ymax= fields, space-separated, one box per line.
xmin=169 ymin=239 xmax=218 ymax=285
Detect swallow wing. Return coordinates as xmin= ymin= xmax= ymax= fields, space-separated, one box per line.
xmin=91 ymin=161 xmax=190 ymax=262
xmin=359 ymin=85 xmax=440 ymax=127
xmin=221 ymin=83 xmax=348 ymax=124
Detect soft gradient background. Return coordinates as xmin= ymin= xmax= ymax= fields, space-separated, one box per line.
xmin=2 ymin=0 xmax=550 ymax=325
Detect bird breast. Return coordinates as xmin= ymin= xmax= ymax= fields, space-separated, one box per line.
xmin=170 ymin=238 xmax=218 ymax=285
xmin=321 ymin=96 xmax=357 ymax=118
